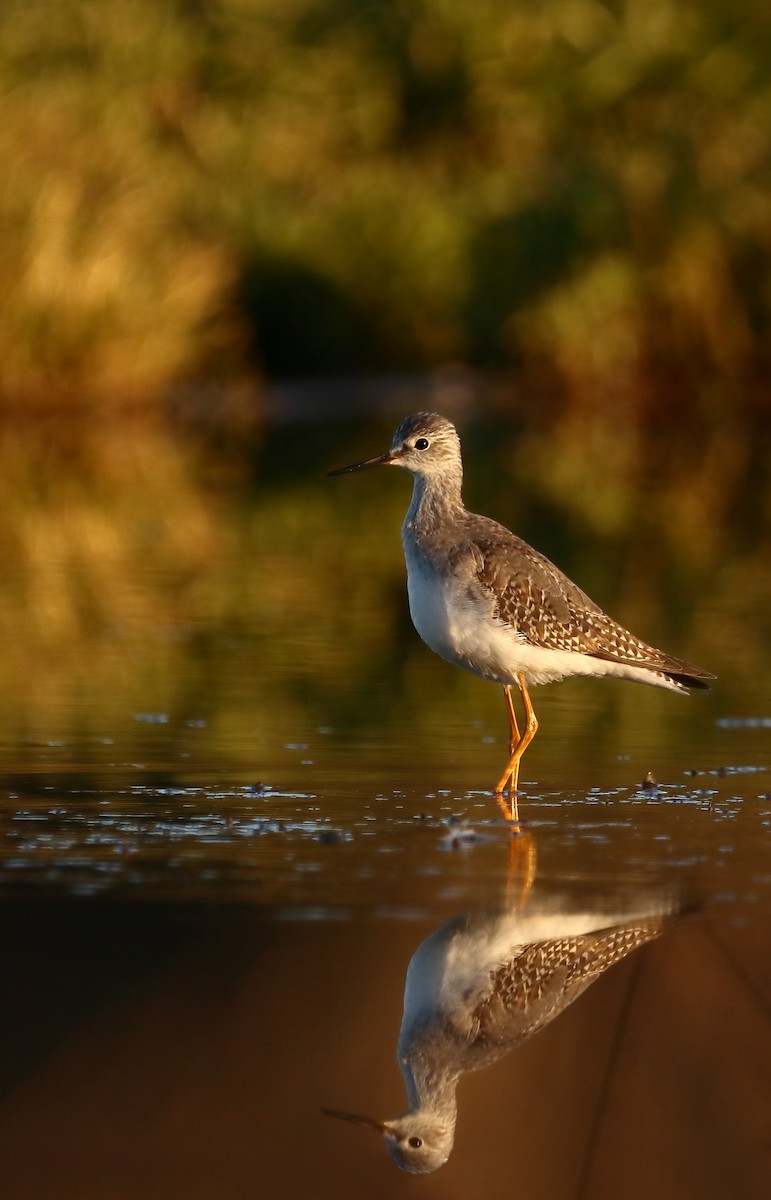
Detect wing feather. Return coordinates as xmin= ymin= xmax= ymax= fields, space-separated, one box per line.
xmin=468 ymin=535 xmax=712 ymax=685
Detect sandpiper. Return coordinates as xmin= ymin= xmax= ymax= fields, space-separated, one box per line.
xmin=330 ymin=413 xmax=713 ymax=817
xmin=324 ymin=894 xmax=676 ymax=1173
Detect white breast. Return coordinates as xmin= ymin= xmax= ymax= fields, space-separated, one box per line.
xmin=405 ymin=553 xmax=526 ymax=683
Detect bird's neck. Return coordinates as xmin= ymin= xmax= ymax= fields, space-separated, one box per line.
xmin=401 ymin=1047 xmax=459 ymax=1132
xmin=403 ymin=471 xmax=464 ymax=538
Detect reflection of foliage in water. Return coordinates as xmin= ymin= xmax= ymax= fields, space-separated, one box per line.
xmin=0 ymin=405 xmax=766 ymax=763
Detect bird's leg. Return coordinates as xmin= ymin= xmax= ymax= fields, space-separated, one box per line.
xmin=518 ymin=673 xmax=539 ymax=751
xmin=495 ymin=685 xmax=521 ymax=820
xmin=503 ymin=684 xmax=520 ymax=755
xmin=494 ymin=674 xmax=539 ymax=816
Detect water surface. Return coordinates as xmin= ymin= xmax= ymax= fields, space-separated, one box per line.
xmin=0 ymin=410 xmax=768 ymax=1198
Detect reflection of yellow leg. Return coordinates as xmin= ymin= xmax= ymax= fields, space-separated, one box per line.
xmin=505 ymin=829 xmax=538 ymax=911
xmin=495 ymin=789 xmax=518 ymax=821
xmin=494 ymin=674 xmax=539 ymax=817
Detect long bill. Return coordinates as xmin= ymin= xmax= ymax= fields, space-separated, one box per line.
xmin=328 ymin=452 xmax=394 ymax=476
xmin=321 ymin=1108 xmax=390 ymax=1134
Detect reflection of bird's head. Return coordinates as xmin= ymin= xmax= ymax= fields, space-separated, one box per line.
xmin=383 ymin=1112 xmax=454 ymax=1174
xmin=322 ymin=1107 xmax=455 ymax=1174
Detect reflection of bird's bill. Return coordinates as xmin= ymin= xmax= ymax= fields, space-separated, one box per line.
xmin=322 ymin=1108 xmax=390 ymax=1134
xmin=328 ymin=451 xmax=394 ymax=476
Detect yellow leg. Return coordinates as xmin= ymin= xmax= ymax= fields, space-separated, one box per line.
xmin=502 ymin=684 xmax=520 ymax=754
xmin=494 ymin=674 xmax=539 ymax=814
xmin=495 ymin=684 xmax=522 ymax=820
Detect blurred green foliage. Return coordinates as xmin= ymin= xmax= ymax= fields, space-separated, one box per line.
xmin=2 ymin=0 xmax=771 ymax=400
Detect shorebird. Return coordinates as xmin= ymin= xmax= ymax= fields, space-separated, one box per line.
xmin=330 ymin=413 xmax=713 ymax=817
xmin=324 ymin=893 xmax=677 ymax=1173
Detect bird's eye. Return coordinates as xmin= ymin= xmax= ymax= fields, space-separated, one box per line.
xmin=414 ymin=438 xmax=430 ymax=451
xmin=408 ymin=1137 xmax=423 ymax=1149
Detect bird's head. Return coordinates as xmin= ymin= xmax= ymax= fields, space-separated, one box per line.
xmin=328 ymin=412 xmax=461 ymax=480
xmin=322 ymin=1106 xmax=455 ymax=1174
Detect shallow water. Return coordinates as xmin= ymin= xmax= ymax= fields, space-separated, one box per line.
xmin=0 ymin=412 xmax=769 ymax=1198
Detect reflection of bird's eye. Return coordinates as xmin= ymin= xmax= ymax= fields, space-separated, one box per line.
xmin=408 ymin=1137 xmax=423 ymax=1148
xmin=414 ymin=438 xmax=430 ymax=450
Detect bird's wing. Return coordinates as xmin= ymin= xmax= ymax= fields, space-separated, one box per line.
xmin=470 ymin=534 xmax=603 ymax=648
xmin=469 ymin=534 xmax=709 ymax=679
xmin=468 ymin=920 xmax=666 ymax=1047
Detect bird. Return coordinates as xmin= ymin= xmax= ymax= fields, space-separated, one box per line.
xmin=323 ymin=892 xmax=678 ymax=1173
xmin=329 ymin=412 xmax=713 ymax=817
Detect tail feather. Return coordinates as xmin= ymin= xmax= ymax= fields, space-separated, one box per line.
xmin=656 ymin=651 xmax=715 ymax=692
xmin=589 ymin=647 xmax=715 ymax=692
xmin=664 ymin=669 xmax=713 ymax=691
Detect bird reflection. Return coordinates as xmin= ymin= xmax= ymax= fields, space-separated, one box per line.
xmin=325 ymin=832 xmax=679 ymax=1173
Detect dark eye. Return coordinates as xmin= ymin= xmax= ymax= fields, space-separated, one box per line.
xmin=414 ymin=438 xmax=430 ymax=451
xmin=408 ymin=1137 xmax=423 ymax=1149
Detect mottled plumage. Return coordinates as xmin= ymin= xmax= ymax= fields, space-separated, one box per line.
xmin=469 ymin=923 xmax=664 ymax=1045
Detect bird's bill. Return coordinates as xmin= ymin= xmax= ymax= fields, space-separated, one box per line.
xmin=321 ymin=1108 xmax=390 ymax=1134
xmin=328 ymin=451 xmax=394 ymax=476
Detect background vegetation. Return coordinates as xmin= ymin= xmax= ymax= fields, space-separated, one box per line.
xmin=0 ymin=0 xmax=769 ymax=756
xmin=4 ymin=0 xmax=771 ymax=399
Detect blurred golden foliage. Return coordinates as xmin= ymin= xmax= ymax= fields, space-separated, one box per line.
xmin=1 ymin=0 xmax=770 ymax=401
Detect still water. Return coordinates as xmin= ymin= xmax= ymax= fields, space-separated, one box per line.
xmin=0 ymin=410 xmax=768 ymax=1198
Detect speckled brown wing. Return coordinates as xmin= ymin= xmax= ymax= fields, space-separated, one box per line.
xmin=470 ymin=920 xmax=667 ymax=1048
xmin=471 ymin=535 xmax=712 ymax=687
